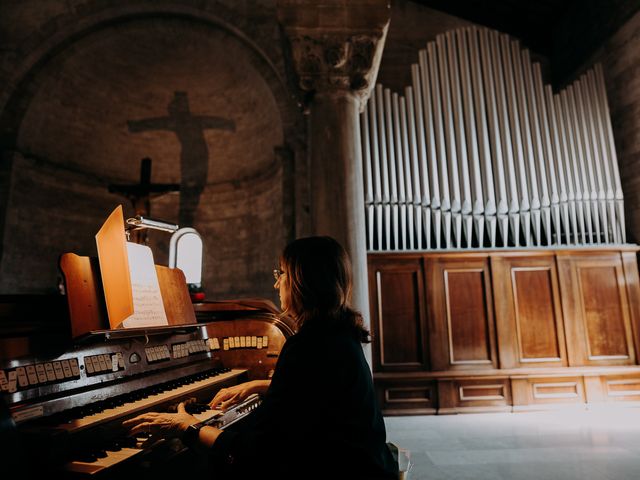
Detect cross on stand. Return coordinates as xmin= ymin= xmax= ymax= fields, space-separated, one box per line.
xmin=108 ymin=157 xmax=180 ymax=244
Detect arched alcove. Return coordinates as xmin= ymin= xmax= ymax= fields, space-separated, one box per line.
xmin=0 ymin=11 xmax=298 ymax=302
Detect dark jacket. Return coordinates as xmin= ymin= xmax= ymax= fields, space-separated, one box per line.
xmin=209 ymin=320 xmax=398 ymax=479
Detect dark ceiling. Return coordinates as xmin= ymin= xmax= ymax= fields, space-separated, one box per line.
xmin=410 ymin=0 xmax=640 ymax=83
xmin=410 ymin=0 xmax=570 ymax=56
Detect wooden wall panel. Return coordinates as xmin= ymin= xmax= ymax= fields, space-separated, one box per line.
xmin=621 ymin=252 xmax=640 ymax=362
xmin=492 ymin=254 xmax=567 ymax=368
xmin=438 ymin=378 xmax=511 ymax=413
xmin=427 ymin=255 xmax=496 ymax=370
xmin=368 ymin=256 xmax=429 ymax=371
xmin=376 ymin=378 xmax=437 ymax=415
xmin=369 ymin=247 xmax=640 ymax=413
xmin=513 ymin=269 xmax=561 ymax=360
xmin=580 ymin=266 xmax=628 ymax=358
xmin=604 ymin=375 xmax=640 ymax=402
xmin=557 ymin=252 xmax=636 ymax=366
xmin=511 ymin=376 xmax=586 ymax=409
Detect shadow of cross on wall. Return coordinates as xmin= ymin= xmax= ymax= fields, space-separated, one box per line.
xmin=128 ymin=91 xmax=235 ymax=227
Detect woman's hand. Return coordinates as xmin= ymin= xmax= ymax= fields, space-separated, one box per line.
xmin=122 ymin=402 xmax=198 ymax=438
xmin=209 ymin=379 xmax=271 ymax=410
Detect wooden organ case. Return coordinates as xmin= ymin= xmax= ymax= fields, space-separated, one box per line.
xmin=369 ymin=248 xmax=640 ymax=414
xmin=0 ymin=253 xmax=294 ymax=478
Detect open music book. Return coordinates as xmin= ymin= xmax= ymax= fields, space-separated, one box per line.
xmin=95 ymin=206 xmax=168 ymax=329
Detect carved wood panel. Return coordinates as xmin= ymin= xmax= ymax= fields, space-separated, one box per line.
xmin=491 ymin=254 xmax=567 ymax=368
xmin=368 ymin=256 xmax=429 ymax=372
xmin=557 ymin=252 xmax=636 ymax=366
xmin=437 ymin=378 xmax=511 ymax=413
xmin=427 ymin=255 xmax=496 ymax=370
xmin=621 ymin=252 xmax=640 ymax=361
xmin=375 ymin=378 xmax=437 ymax=415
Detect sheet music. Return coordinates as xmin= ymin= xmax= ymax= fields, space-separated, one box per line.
xmin=122 ymin=242 xmax=168 ymax=328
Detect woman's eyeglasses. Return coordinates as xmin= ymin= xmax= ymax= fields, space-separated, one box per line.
xmin=273 ymin=269 xmax=284 ymax=281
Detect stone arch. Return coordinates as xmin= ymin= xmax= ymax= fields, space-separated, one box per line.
xmin=0 ymin=2 xmax=302 ymax=151
xmin=0 ymin=2 xmax=305 ymax=298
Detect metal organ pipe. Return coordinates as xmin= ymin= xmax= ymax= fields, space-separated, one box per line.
xmin=361 ymin=26 xmax=625 ymax=251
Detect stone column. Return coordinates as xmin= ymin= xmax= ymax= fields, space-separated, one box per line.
xmin=277 ymin=1 xmax=390 ymax=361
xmin=308 ymin=90 xmax=369 ymax=320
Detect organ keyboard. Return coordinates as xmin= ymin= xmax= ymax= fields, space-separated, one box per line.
xmin=0 ymin=322 xmax=260 ymax=478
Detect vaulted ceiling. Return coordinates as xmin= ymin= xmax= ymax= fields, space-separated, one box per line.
xmin=410 ymin=0 xmax=640 ymax=83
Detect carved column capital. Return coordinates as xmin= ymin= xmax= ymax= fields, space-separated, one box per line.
xmin=277 ymin=0 xmax=390 ymax=111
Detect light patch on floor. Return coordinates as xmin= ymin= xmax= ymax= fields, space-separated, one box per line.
xmin=384 ymin=407 xmax=640 ymax=480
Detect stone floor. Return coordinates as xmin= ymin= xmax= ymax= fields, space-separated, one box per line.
xmin=384 ymin=406 xmax=640 ymax=480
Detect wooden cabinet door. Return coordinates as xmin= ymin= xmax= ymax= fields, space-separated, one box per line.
xmin=368 ymin=255 xmax=429 ymax=372
xmin=557 ymin=252 xmax=636 ymax=366
xmin=426 ymin=254 xmax=497 ymax=371
xmin=491 ymin=254 xmax=567 ymax=369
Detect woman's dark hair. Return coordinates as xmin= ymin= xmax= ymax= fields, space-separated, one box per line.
xmin=280 ymin=236 xmax=370 ymax=343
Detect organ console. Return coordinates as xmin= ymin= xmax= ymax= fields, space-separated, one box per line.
xmin=0 ymin=297 xmax=291 ymax=478
xmin=0 ymin=232 xmax=293 ymax=477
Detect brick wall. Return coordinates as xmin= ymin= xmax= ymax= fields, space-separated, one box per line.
xmin=0 ymin=0 xmax=305 ymax=302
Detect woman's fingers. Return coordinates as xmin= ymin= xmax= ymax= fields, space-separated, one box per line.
xmin=128 ymin=421 xmax=154 ymax=436
xmin=122 ymin=412 xmax=158 ymax=427
xmin=210 ymin=391 xmax=232 ymax=408
xmin=209 ymin=389 xmax=228 ymax=407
